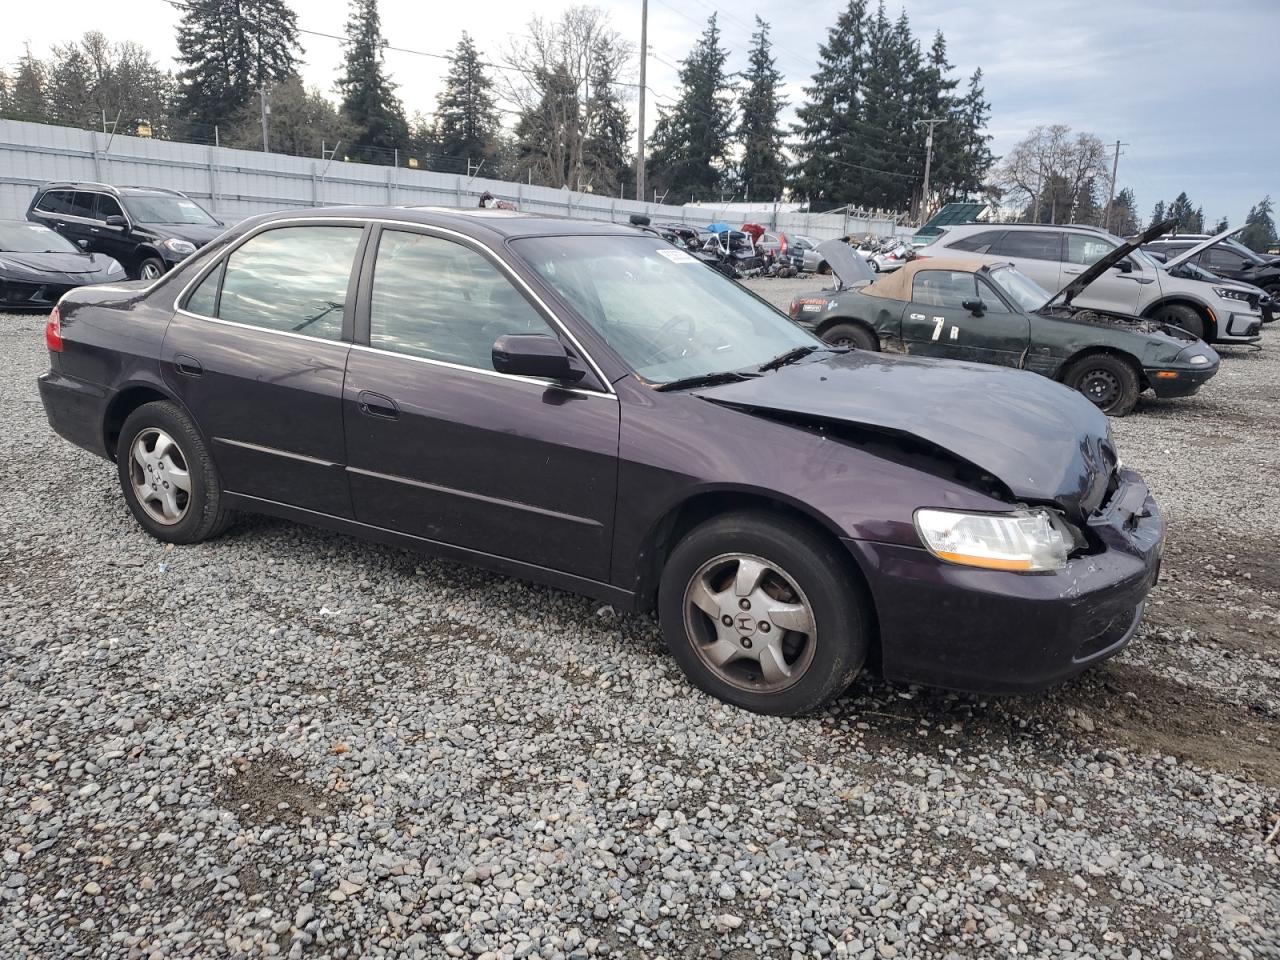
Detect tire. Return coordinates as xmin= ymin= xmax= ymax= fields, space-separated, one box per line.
xmin=116 ymin=400 xmax=234 ymax=543
xmin=137 ymin=257 xmax=166 ymax=282
xmin=1150 ymin=303 xmax=1206 ymax=341
xmin=1063 ymin=353 xmax=1141 ymax=417
xmin=817 ymin=261 xmax=831 ymax=276
xmin=819 ymin=321 xmax=878 ymax=351
xmin=658 ymin=511 xmax=872 ymax=715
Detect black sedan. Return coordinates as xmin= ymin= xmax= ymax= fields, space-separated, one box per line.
xmin=37 ymin=207 xmax=1163 ymax=715
xmin=0 ymin=220 xmax=128 ymax=309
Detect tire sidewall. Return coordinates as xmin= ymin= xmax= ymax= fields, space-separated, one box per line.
xmin=1067 ymin=355 xmax=1139 ymax=416
xmin=116 ymin=402 xmax=219 ymax=543
xmin=137 ymin=258 xmax=166 ymax=282
xmin=821 ymin=322 xmax=877 ymax=351
xmin=658 ymin=513 xmax=870 ymax=715
xmin=1155 ymin=304 xmax=1205 ymax=341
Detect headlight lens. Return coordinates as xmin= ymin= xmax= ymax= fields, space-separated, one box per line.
xmin=1212 ymin=286 xmax=1250 ymax=303
xmin=163 ymin=238 xmax=197 ymax=256
xmin=914 ymin=507 xmax=1074 ymax=572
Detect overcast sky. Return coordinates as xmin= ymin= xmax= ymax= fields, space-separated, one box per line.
xmin=3 ymin=0 xmax=1276 ymax=224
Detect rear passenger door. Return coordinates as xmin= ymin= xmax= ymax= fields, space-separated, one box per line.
xmin=989 ymin=230 xmax=1063 ymax=292
xmin=342 ymin=225 xmax=620 ymax=580
xmin=162 ymin=222 xmax=366 ymax=517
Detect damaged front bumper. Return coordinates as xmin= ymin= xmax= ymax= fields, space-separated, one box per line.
xmin=844 ymin=467 xmax=1164 ymax=696
xmin=1144 ymin=345 xmax=1220 ymax=398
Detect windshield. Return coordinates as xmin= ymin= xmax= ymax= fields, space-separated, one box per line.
xmin=0 ymin=221 xmax=80 ymax=253
xmin=122 ymin=194 xmax=218 ymax=225
xmin=513 ymin=235 xmax=819 ymax=384
xmin=988 ymin=265 xmax=1052 ymax=311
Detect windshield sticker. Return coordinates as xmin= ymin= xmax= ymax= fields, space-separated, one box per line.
xmin=656 ymin=248 xmax=698 ymax=263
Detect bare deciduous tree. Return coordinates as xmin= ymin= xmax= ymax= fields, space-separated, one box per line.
xmin=995 ymin=125 xmax=1108 ymax=224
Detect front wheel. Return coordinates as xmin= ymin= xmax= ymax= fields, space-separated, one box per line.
xmin=137 ymin=257 xmax=166 ymax=282
xmin=116 ymin=401 xmax=234 ymax=543
xmin=1150 ymin=303 xmax=1206 ymax=341
xmin=658 ymin=511 xmax=872 ymax=715
xmin=1064 ymin=354 xmax=1141 ymax=417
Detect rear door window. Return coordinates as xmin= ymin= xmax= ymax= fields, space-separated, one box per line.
xmin=948 ymin=230 xmax=1005 ymax=254
xmin=992 ymin=231 xmax=1062 ymax=261
xmin=68 ymin=192 xmax=97 ymax=219
xmin=215 ymin=225 xmax=363 ymax=340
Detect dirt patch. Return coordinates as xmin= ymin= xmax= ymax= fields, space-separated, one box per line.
xmin=216 ymin=752 xmax=338 ymax=825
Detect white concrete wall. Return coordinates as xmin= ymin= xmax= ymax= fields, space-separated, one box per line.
xmin=0 ymin=119 xmax=906 ymax=240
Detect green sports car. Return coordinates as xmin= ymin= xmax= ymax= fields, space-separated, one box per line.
xmin=787 ymin=229 xmax=1221 ymax=416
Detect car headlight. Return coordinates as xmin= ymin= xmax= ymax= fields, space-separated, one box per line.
xmin=163 ymin=238 xmax=197 ymax=256
xmin=914 ymin=507 xmax=1074 ymax=572
xmin=1212 ymin=286 xmax=1251 ymax=303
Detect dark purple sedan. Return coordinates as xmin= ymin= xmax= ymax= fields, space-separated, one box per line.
xmin=37 ymin=207 xmax=1164 ymax=715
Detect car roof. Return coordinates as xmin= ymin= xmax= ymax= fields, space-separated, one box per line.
xmin=229 ymin=205 xmax=642 ymax=241
xmin=860 ymin=256 xmax=997 ymax=300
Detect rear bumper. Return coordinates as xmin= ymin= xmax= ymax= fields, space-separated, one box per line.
xmin=38 ymin=369 xmax=111 ymax=459
xmin=844 ymin=471 xmax=1163 ymax=695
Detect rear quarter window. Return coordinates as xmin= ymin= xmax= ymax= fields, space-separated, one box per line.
xmin=946 ymin=230 xmax=1004 ymax=254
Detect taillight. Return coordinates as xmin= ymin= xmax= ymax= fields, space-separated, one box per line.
xmin=45 ymin=305 xmax=63 ymax=352
xmin=788 ymin=300 xmax=800 ymax=319
xmin=779 ymin=233 xmax=788 ymax=256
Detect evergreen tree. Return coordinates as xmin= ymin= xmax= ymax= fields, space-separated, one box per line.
xmin=790 ymin=0 xmax=869 ymax=204
xmin=8 ymin=48 xmax=47 ymax=122
xmin=1103 ymin=187 xmax=1140 ymax=236
xmin=1211 ymin=215 xmax=1229 ymax=234
xmin=1149 ymin=201 xmax=1166 ymax=227
xmin=1239 ymin=196 xmax=1276 ymax=252
xmin=435 ymin=33 xmax=502 ymax=172
xmin=735 ymin=17 xmax=788 ymax=203
xmin=174 ymin=0 xmax=301 ymax=135
xmin=855 ymin=5 xmax=920 ymax=209
xmin=582 ymin=37 xmax=633 ymax=196
xmin=46 ymin=44 xmax=94 ymax=128
xmin=1165 ymin=192 xmax=1197 ymax=231
xmin=0 ymin=69 xmax=10 ymax=116
xmin=952 ymin=68 xmax=994 ymax=199
xmin=646 ymin=15 xmax=735 ymax=201
xmin=911 ymin=30 xmax=961 ymax=209
xmin=513 ymin=64 xmax=581 ymax=186
xmin=337 ymin=0 xmax=409 ymax=158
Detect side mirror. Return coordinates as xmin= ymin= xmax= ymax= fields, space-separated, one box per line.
xmin=1114 ymin=259 xmax=1134 ymax=273
xmin=491 ymin=334 xmax=585 ymax=383
xmin=104 ymin=215 xmax=128 ymax=230
xmin=76 ymin=239 xmax=89 ymax=249
xmin=961 ymin=298 xmax=986 ymax=316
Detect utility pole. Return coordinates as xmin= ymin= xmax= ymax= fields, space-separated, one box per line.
xmin=259 ymin=84 xmax=271 ymax=153
xmin=635 ymin=0 xmax=648 ymax=203
xmin=1102 ymin=140 xmax=1128 ymax=232
xmin=914 ymin=118 xmax=946 ymax=226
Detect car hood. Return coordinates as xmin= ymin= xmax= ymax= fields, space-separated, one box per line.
xmin=1162 ymin=225 xmax=1247 ymax=269
xmin=693 ymin=350 xmax=1117 ymax=520
xmin=817 ymin=239 xmax=876 ymax=289
xmin=1046 ymin=219 xmax=1176 ymax=308
xmin=0 ymin=250 xmax=121 ymax=278
xmin=141 ymin=223 xmax=224 ymax=246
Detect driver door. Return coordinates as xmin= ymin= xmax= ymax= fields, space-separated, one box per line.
xmin=342 ymin=226 xmax=620 ymax=580
xmin=1062 ymin=233 xmax=1146 ymax=313
xmin=901 ymin=269 xmax=1028 ymax=367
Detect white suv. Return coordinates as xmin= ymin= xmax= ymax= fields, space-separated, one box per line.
xmin=927 ymin=222 xmax=1262 ymax=344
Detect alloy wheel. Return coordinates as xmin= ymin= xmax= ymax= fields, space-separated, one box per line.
xmin=140 ymin=262 xmax=163 ymax=281
xmin=128 ymin=428 xmax=192 ymax=525
xmin=682 ymin=553 xmax=817 ymax=693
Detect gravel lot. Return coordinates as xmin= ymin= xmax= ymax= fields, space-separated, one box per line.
xmin=1 ymin=287 xmax=1277 ymax=960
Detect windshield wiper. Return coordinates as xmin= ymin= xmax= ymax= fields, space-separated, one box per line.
xmin=757 ymin=344 xmax=827 ymax=372
xmin=653 ymin=371 xmax=757 ymax=392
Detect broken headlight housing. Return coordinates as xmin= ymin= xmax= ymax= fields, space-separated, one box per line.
xmin=914 ymin=507 xmax=1075 ymax=572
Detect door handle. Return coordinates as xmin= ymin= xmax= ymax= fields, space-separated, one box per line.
xmin=1063 ymin=267 xmax=1083 ymax=275
xmin=54 ymin=221 xmax=66 ymax=230
xmin=174 ymin=355 xmax=203 ymax=377
xmin=357 ymin=390 xmax=399 ymax=420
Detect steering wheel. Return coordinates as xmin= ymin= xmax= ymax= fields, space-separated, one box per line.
xmin=641 ymin=312 xmax=699 ymax=367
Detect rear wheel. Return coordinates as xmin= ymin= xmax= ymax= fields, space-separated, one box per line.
xmin=817 ymin=260 xmax=831 ymax=276
xmin=1064 ymin=353 xmax=1141 ymax=417
xmin=116 ymin=401 xmax=234 ymax=543
xmin=658 ymin=511 xmax=871 ymax=715
xmin=1150 ymin=303 xmax=1206 ymax=341
xmin=820 ymin=321 xmax=877 ymax=351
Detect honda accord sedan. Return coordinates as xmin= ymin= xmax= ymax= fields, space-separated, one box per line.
xmin=37 ymin=207 xmax=1164 ymax=715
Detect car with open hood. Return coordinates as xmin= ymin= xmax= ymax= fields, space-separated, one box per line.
xmin=38 ymin=206 xmax=1163 ymax=716
xmin=27 ymin=182 xmax=225 ymax=281
xmin=0 ymin=219 xmax=128 ymax=309
xmin=926 ymin=220 xmax=1263 ymax=345
xmin=788 ymin=236 xmax=1220 ymax=416
xmin=1144 ymin=225 xmax=1280 ymax=306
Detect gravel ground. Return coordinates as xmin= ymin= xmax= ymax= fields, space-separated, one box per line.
xmin=1 ymin=293 xmax=1277 ymax=960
